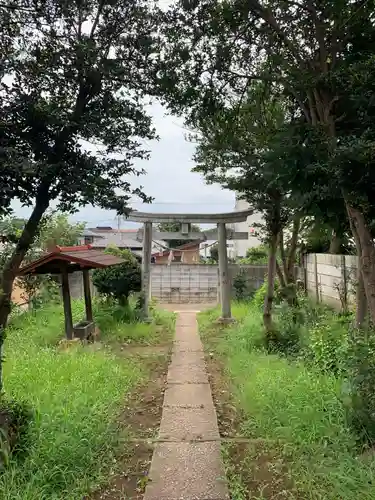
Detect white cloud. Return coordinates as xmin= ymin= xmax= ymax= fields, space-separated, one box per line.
xmin=11 ymin=101 xmax=234 ymax=228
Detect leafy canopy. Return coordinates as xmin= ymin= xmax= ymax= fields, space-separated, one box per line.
xmin=0 ymin=0 xmax=161 ymax=216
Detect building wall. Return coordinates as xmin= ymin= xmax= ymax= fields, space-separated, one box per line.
xmin=233 ymin=198 xmax=263 ymax=258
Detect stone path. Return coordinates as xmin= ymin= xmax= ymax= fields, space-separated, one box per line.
xmin=144 ymin=311 xmax=229 ymax=500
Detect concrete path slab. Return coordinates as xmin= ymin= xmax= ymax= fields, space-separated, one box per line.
xmin=144 ymin=442 xmax=229 ymax=500
xmin=159 ymin=406 xmax=219 ymax=441
xmin=173 ymin=339 xmax=204 ymax=352
xmin=144 ymin=311 xmax=229 ymax=500
xmin=163 ymin=383 xmax=214 ymax=408
xmin=167 ymin=363 xmax=209 ymax=384
xmin=170 ymin=351 xmax=206 ymax=366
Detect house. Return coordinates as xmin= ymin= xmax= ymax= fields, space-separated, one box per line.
xmin=232 ymin=195 xmax=263 ymax=258
xmin=79 ymin=226 xmax=165 ymax=257
xmin=80 ymin=227 xmax=143 ymax=255
xmin=152 ymin=240 xmax=201 ymax=264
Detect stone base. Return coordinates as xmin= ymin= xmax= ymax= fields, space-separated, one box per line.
xmin=216 ymin=316 xmax=236 ymax=325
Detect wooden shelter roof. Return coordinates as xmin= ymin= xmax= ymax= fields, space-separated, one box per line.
xmin=18 ymin=245 xmax=124 ymax=275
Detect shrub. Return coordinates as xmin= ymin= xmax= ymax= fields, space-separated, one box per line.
xmin=267 ymin=302 xmax=303 ymax=356
xmin=233 ymin=269 xmax=255 ymax=301
xmin=304 ymin=316 xmax=350 ymax=375
xmin=345 ymin=331 xmax=375 ymax=445
xmin=252 ymin=278 xmax=281 ymax=310
xmin=92 ymin=246 xmax=141 ymax=305
xmin=0 ymin=397 xmax=33 ymax=469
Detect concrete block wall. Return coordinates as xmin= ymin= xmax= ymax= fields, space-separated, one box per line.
xmin=304 ymin=253 xmax=357 ymax=309
xmin=150 ymin=263 xmax=268 ymax=304
xmin=228 ymin=264 xmax=267 ymax=298
xmin=151 ymin=264 xmax=218 ymax=303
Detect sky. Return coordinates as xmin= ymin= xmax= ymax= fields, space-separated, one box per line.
xmin=12 ymin=102 xmax=235 ymax=229
xmin=11 ymin=0 xmax=235 ymax=229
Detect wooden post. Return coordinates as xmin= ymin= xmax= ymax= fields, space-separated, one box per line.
xmin=341 ymin=254 xmax=348 ymax=312
xmin=83 ymin=269 xmax=93 ymax=322
xmin=313 ymin=253 xmax=319 ymax=302
xmin=61 ymin=267 xmax=73 ymax=339
xmin=142 ymin=221 xmax=152 ymax=320
xmin=218 ymin=222 xmax=232 ymax=321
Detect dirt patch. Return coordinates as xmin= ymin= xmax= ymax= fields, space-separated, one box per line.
xmin=120 ymin=344 xmax=171 ymax=357
xmin=89 ymin=352 xmax=170 ymax=499
xmin=203 ymin=333 xmax=298 ymax=499
xmin=224 ymin=440 xmax=298 ymax=500
xmin=205 ymin=351 xmax=243 ymax=438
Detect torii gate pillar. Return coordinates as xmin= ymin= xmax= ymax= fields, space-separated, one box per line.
xmin=217 ymin=222 xmax=232 ymax=321
xmin=142 ymin=221 xmax=153 ymax=321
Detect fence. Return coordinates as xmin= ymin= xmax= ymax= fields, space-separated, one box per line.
xmin=302 ymin=253 xmax=357 ymax=310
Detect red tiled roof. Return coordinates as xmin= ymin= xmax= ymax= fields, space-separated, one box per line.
xmin=18 ymin=245 xmax=124 ymax=275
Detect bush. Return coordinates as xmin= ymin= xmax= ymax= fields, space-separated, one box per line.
xmin=0 ymin=397 xmax=33 ymax=469
xmin=252 ymin=278 xmax=281 ymax=311
xmin=304 ymin=316 xmax=350 ymax=375
xmin=92 ymin=246 xmax=141 ymax=305
xmin=233 ymin=269 xmax=255 ymax=301
xmin=345 ymin=331 xmax=375 ymax=445
xmin=266 ymin=302 xmax=303 ymax=356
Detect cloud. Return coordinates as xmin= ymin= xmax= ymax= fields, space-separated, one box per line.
xmin=11 ymin=102 xmax=234 ymax=227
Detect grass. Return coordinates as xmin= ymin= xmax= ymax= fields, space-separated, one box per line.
xmin=199 ymin=303 xmax=375 ymax=500
xmin=93 ymin=299 xmax=175 ymax=345
xmin=0 ymin=299 xmax=175 ymax=500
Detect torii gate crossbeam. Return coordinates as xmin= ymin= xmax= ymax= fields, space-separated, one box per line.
xmin=126 ymin=209 xmax=253 ymax=321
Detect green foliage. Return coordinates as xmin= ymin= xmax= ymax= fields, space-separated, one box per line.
xmin=241 ymin=245 xmax=268 ymax=264
xmin=305 ymin=316 xmax=350 ymax=375
xmin=198 ymin=304 xmax=375 ymax=499
xmin=252 ymin=279 xmax=281 ymax=311
xmin=92 ymin=247 xmax=141 ymax=305
xmin=0 ymin=302 xmax=142 ymax=498
xmin=209 ymin=244 xmax=218 ymax=262
xmin=345 ymin=333 xmax=375 ymax=445
xmin=0 ymin=397 xmax=33 ymax=470
xmin=36 ymin=211 xmax=85 ymax=250
xmin=157 ymin=222 xmax=201 ymax=248
xmin=233 ymin=269 xmax=254 ymax=301
xmin=267 ymin=302 xmax=302 ymax=357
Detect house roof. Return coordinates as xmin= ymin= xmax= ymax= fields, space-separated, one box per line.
xmin=18 ymin=245 xmax=124 ymax=275
xmin=152 ymin=240 xmax=201 ymax=257
xmin=88 ymin=228 xmax=142 ymax=249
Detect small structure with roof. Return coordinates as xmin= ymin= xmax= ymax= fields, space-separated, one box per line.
xmin=152 ymin=240 xmax=202 ymax=264
xmin=18 ymin=245 xmax=124 ymax=339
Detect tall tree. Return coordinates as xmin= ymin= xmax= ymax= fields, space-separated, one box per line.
xmin=160 ymin=0 xmax=375 ymax=321
xmin=0 ymin=0 xmax=161 ymax=390
xmin=190 ymin=84 xmax=295 ymax=330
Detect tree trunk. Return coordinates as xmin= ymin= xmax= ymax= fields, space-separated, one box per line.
xmin=346 ymin=203 xmax=375 ymax=324
xmin=348 ymin=209 xmax=368 ymax=328
xmin=286 ymin=215 xmax=301 ymax=283
xmin=329 ymin=230 xmax=342 ymax=254
xmin=0 ymin=194 xmax=49 ymax=391
xmin=356 ymin=264 xmax=367 ymax=328
xmin=263 ymin=231 xmax=278 ymax=332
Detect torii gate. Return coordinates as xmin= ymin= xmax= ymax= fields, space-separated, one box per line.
xmin=127 ymin=209 xmax=253 ymax=321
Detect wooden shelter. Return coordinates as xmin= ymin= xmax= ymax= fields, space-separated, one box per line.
xmin=18 ymin=245 xmax=124 ymax=339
